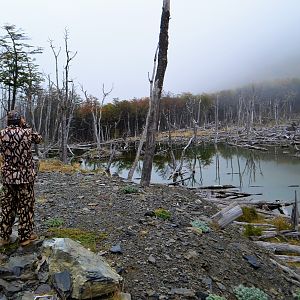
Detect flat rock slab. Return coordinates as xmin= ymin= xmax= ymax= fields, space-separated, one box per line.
xmin=42 ymin=238 xmax=122 ymax=299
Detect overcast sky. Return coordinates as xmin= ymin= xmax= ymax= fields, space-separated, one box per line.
xmin=1 ymin=0 xmax=300 ymax=101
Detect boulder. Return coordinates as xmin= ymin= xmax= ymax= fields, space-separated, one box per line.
xmin=42 ymin=238 xmax=122 ymax=299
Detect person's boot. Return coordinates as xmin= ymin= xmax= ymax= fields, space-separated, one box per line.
xmin=0 ymin=238 xmax=11 ymax=247
xmin=20 ymin=233 xmax=38 ymax=246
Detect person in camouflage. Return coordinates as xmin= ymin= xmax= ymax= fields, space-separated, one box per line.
xmin=0 ymin=110 xmax=42 ymax=246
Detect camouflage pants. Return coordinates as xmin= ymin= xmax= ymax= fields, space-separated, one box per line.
xmin=0 ymin=183 xmax=35 ymax=242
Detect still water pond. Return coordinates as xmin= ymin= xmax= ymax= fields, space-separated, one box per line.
xmin=81 ymin=143 xmax=300 ymax=204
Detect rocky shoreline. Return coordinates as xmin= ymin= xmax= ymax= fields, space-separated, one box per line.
xmin=0 ymin=169 xmax=299 ymax=299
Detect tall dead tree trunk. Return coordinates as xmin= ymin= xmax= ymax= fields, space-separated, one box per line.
xmin=140 ymin=0 xmax=170 ymax=187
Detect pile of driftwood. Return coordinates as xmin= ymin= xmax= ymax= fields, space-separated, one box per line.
xmin=204 ymin=186 xmax=300 ymax=287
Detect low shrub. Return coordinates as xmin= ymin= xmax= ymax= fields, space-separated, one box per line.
xmin=294 ymin=288 xmax=300 ymax=299
xmin=121 ymin=185 xmax=139 ymax=194
xmin=190 ymin=220 xmax=210 ymax=233
xmin=234 ymin=285 xmax=269 ymax=300
xmin=237 ymin=207 xmax=259 ymax=223
xmin=154 ymin=208 xmax=171 ymax=220
xmin=243 ymin=224 xmax=262 ymax=237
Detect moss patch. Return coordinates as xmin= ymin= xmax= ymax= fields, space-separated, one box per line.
xmin=48 ymin=228 xmax=107 ymax=252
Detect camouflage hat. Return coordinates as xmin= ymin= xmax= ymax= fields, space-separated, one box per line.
xmin=7 ymin=110 xmax=21 ymax=121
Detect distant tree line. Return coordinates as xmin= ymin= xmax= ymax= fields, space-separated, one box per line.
xmin=1 ymin=25 xmax=300 ymax=152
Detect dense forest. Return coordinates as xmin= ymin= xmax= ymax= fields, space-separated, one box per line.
xmin=1 ymin=25 xmax=300 ymax=148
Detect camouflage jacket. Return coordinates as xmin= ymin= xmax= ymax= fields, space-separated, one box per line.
xmin=0 ymin=125 xmax=42 ymax=184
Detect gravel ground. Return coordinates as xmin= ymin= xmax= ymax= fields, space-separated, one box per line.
xmin=29 ymin=170 xmax=297 ymax=299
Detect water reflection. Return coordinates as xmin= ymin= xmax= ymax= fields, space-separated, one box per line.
xmin=81 ymin=143 xmax=300 ymax=203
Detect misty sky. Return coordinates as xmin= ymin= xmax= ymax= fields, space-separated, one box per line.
xmin=1 ymin=0 xmax=300 ymax=101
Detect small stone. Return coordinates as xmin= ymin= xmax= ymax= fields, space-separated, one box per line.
xmin=196 ymin=291 xmax=209 ymax=300
xmin=184 ymin=249 xmax=199 ymax=260
xmin=0 ymin=278 xmax=23 ymax=293
xmin=243 ymin=254 xmax=261 ymax=269
xmin=148 ymin=254 xmax=156 ymax=264
xmin=53 ymin=271 xmax=72 ymax=298
xmin=21 ymin=292 xmax=36 ymax=300
xmin=120 ymin=292 xmax=131 ymax=300
xmin=35 ymin=284 xmax=53 ymax=295
xmin=216 ymin=282 xmax=226 ymax=291
xmin=164 ymin=254 xmax=171 ymax=260
xmin=0 ymin=268 xmax=13 ymax=277
xmin=110 ymin=243 xmax=123 ymax=254
xmin=144 ymin=211 xmax=155 ymax=217
xmin=146 ymin=290 xmax=157 ymax=297
xmin=170 ymin=288 xmax=195 ymax=297
xmin=202 ymin=276 xmax=213 ymax=291
xmin=12 ymin=266 xmax=22 ymax=277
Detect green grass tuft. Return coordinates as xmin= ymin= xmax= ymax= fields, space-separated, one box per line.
xmin=48 ymin=228 xmax=107 ymax=252
xmin=45 ymin=217 xmax=64 ymax=228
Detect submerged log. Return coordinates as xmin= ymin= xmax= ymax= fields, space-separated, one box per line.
xmin=199 ymin=184 xmax=236 ymax=190
xmin=211 ymin=201 xmax=243 ymax=228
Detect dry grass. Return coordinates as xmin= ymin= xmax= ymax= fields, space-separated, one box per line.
xmin=39 ymin=159 xmax=81 ymax=173
xmin=270 ymin=216 xmax=293 ymax=231
xmin=237 ymin=207 xmax=265 ymax=223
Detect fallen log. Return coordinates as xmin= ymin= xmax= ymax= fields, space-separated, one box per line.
xmin=255 ymin=241 xmax=300 ymax=255
xmin=274 ymin=255 xmax=300 ymax=263
xmin=211 ymin=202 xmax=243 ymax=228
xmin=256 ymin=209 xmax=291 ymax=218
xmin=270 ymin=258 xmax=300 ymax=283
xmin=233 ymin=221 xmax=276 ymax=228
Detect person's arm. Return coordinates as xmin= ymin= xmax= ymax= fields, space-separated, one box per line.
xmin=32 ymin=131 xmax=42 ymax=144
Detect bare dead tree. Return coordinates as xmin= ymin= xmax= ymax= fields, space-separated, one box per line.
xmin=215 ymin=94 xmax=219 ymax=144
xmin=81 ymin=84 xmax=113 ymax=157
xmin=127 ymin=46 xmax=158 ymax=181
xmin=61 ymin=29 xmax=77 ymax=163
xmin=140 ymin=0 xmax=170 ymax=186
